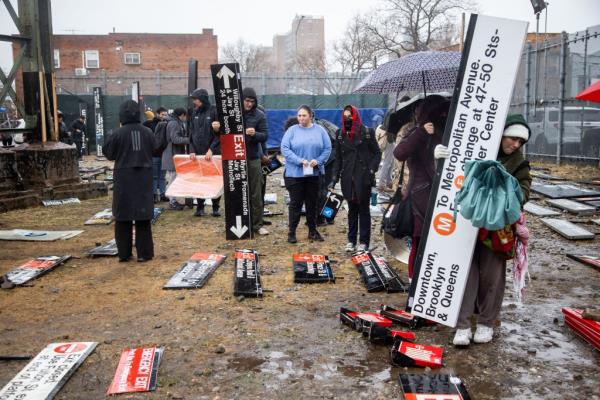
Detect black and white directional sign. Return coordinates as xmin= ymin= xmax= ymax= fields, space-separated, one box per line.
xmin=211 ymin=63 xmax=252 ymax=240
xmin=407 ymin=14 xmax=528 ymax=327
xmin=93 ymin=87 xmax=104 ymax=156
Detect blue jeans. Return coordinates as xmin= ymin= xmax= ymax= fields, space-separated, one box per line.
xmin=152 ymin=157 xmax=166 ymax=196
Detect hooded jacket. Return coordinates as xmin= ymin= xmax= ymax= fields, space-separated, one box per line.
xmin=189 ymin=88 xmax=221 ymax=155
xmin=242 ymin=87 xmax=268 ymax=160
xmin=332 ymin=105 xmax=382 ymax=203
xmin=103 ymin=100 xmax=154 ymax=221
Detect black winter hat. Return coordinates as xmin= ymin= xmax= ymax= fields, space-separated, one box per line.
xmin=118 ymin=100 xmax=140 ymax=124
xmin=190 ymin=88 xmax=209 ymax=101
xmin=242 ymin=87 xmax=257 ymax=100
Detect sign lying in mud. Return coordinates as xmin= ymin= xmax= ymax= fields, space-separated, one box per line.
xmin=107 ymin=347 xmax=164 ymax=395
xmin=233 ymin=249 xmax=263 ymax=297
xmin=0 ymin=342 xmax=97 ymax=399
xmin=399 ymin=374 xmax=471 ymax=400
xmin=293 ymin=253 xmax=335 ymax=283
xmin=566 ymin=254 xmax=600 ymax=272
xmin=408 ymin=14 xmax=528 ymax=327
xmin=390 ymin=340 xmax=443 ymax=369
xmin=164 ymin=253 xmax=227 ymax=289
xmin=87 ymin=240 xmax=118 ymax=257
xmin=4 ymin=255 xmax=71 ymax=286
xmin=352 ymin=250 xmax=407 ymax=293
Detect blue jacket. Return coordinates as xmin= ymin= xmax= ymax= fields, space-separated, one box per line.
xmin=281 ymin=124 xmax=332 ymax=178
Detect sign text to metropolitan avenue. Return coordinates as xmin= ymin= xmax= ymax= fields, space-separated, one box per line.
xmin=210 ymin=63 xmax=252 ymax=240
xmin=408 ymin=15 xmax=528 ymax=327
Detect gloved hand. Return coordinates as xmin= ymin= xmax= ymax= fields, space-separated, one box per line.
xmin=434 ymin=144 xmax=450 ymax=160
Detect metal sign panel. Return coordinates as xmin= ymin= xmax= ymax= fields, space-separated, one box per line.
xmin=87 ymin=240 xmax=118 ymax=257
xmin=320 ymin=191 xmax=344 ymax=222
xmin=408 ymin=14 xmax=529 ymax=327
xmin=546 ymin=198 xmax=596 ymax=214
xmin=541 ymin=218 xmax=595 ymax=240
xmin=163 ymin=253 xmax=226 ymax=289
xmin=566 ymin=254 xmax=600 ymax=272
xmin=4 ymin=255 xmax=71 ymax=285
xmin=233 ymin=249 xmax=262 ymax=297
xmin=523 ymin=202 xmax=561 ymax=217
xmin=107 ymin=347 xmax=163 ymax=395
xmin=0 ymin=342 xmax=97 ymax=399
xmin=293 ymin=253 xmax=335 ymax=283
xmin=531 ymin=182 xmax=600 ymax=199
xmin=93 ymin=87 xmax=104 ymax=156
xmin=399 ymin=374 xmax=471 ymax=400
xmin=210 ymin=63 xmax=252 ymax=240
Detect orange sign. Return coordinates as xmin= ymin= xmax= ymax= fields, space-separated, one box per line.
xmin=433 ymin=213 xmax=456 ymax=236
xmin=166 ymin=155 xmax=223 ymax=199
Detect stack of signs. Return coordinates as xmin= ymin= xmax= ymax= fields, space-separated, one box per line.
xmin=351 ymin=250 xmax=407 ymax=293
xmin=567 ymin=254 xmax=600 ymax=272
xmin=233 ymin=249 xmax=263 ymax=297
xmin=42 ymin=198 xmax=81 ymax=206
xmin=107 ymin=347 xmax=164 ymax=395
xmin=164 ymin=253 xmax=227 ymax=289
xmin=4 ymin=255 xmax=71 ymax=286
xmin=379 ymin=305 xmax=433 ymax=329
xmin=399 ymin=374 xmax=471 ymax=400
xmin=85 ymin=208 xmax=113 ymax=225
xmin=87 ymin=240 xmax=118 ymax=257
xmin=320 ymin=191 xmax=344 ymax=223
xmin=293 ymin=253 xmax=335 ymax=283
xmin=390 ymin=340 xmax=443 ymax=368
xmin=0 ymin=342 xmax=97 ymax=399
xmin=339 ymin=307 xmax=415 ymax=344
xmin=540 ymin=218 xmax=595 ymax=240
xmin=562 ymin=308 xmax=600 ymax=351
xmin=261 ymin=155 xmax=283 ymax=176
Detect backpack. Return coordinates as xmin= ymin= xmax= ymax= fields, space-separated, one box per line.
xmin=153 ymin=120 xmax=169 ymax=155
xmin=454 ymin=160 xmax=523 ymax=231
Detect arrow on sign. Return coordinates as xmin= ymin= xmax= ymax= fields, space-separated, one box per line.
xmin=216 ymin=65 xmax=235 ymax=89
xmin=230 ymin=216 xmax=248 ymax=238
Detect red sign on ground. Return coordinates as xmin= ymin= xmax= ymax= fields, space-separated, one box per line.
xmin=107 ymin=347 xmax=163 ymax=395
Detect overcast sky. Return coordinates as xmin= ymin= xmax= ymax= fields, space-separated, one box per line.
xmin=1 ymin=0 xmax=599 ymax=70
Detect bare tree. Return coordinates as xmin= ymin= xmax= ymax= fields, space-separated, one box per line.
xmin=220 ymin=39 xmax=274 ymax=73
xmin=331 ymin=15 xmax=380 ymax=75
xmin=364 ymin=0 xmax=475 ymax=57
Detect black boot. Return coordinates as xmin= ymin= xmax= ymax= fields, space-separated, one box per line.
xmin=308 ymin=229 xmax=324 ymax=242
xmin=287 ymin=231 xmax=297 ymax=244
xmin=194 ymin=207 xmax=205 ymax=217
xmin=211 ymin=208 xmax=221 ymax=217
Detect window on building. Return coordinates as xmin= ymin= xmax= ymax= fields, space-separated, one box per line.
xmin=84 ymin=50 xmax=99 ymax=68
xmin=124 ymin=52 xmax=141 ymax=65
xmin=53 ymin=49 xmax=60 ymax=69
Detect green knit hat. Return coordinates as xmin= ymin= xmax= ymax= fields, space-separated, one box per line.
xmin=504 ymin=114 xmax=530 ymax=142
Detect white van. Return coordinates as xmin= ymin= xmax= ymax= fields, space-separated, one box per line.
xmin=528 ymin=107 xmax=600 ymax=155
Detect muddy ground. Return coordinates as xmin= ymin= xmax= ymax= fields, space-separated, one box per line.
xmin=0 ymin=158 xmax=599 ymax=399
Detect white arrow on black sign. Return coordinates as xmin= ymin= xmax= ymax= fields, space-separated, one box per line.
xmin=216 ymin=65 xmax=235 ymax=90
xmin=230 ymin=215 xmax=249 ymax=238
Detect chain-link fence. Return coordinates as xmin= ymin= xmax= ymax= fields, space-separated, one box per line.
xmin=509 ymin=24 xmax=600 ymax=165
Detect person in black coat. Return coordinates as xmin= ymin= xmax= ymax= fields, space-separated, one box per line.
xmin=331 ymin=105 xmax=381 ymax=252
xmin=69 ymin=115 xmax=86 ymax=158
xmin=188 ymin=88 xmax=222 ymax=217
xmin=103 ymin=100 xmax=155 ymax=262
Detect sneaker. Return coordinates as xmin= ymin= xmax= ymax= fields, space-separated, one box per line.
xmin=345 ymin=242 xmax=356 ymax=252
xmin=473 ymin=324 xmax=494 ymax=344
xmin=211 ymin=209 xmax=221 ymax=217
xmin=169 ymin=201 xmax=184 ymax=211
xmin=357 ymin=243 xmax=368 ymax=252
xmin=453 ymin=328 xmax=473 ymax=346
xmin=308 ymin=230 xmax=324 ymax=242
xmin=257 ymin=227 xmax=269 ymax=235
xmin=194 ymin=208 xmax=205 ymax=217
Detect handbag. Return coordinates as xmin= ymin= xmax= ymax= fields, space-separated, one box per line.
xmin=382 ymin=162 xmax=414 ymax=239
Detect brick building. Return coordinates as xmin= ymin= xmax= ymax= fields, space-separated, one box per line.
xmin=49 ymin=30 xmax=218 ymax=95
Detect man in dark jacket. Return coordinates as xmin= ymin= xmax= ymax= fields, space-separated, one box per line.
xmin=57 ymin=110 xmax=69 ymax=144
xmin=189 ymin=88 xmax=222 ymax=217
xmin=332 ymin=105 xmax=381 ymax=252
xmin=103 ymin=100 xmax=155 ymax=262
xmin=143 ymin=107 xmax=168 ymax=202
xmin=242 ymin=87 xmax=269 ymax=235
xmin=69 ymin=115 xmax=86 ymax=158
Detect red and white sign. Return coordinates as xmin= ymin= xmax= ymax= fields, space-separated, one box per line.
xmin=0 ymin=342 xmax=97 ymax=399
xmin=392 ymin=341 xmax=443 ymax=368
xmin=166 ymin=155 xmax=223 ymax=199
xmin=5 ymin=255 xmax=71 ymax=285
xmin=107 ymin=347 xmax=163 ymax=395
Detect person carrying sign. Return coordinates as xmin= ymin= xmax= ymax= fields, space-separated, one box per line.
xmin=331 ymin=105 xmax=381 ymax=252
xmin=393 ymin=95 xmax=450 ymax=277
xmin=103 ymin=100 xmax=155 ymax=262
xmin=189 ymin=88 xmax=222 ymax=217
xmin=242 ymin=87 xmax=269 ymax=236
xmin=435 ymin=114 xmax=532 ymax=346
